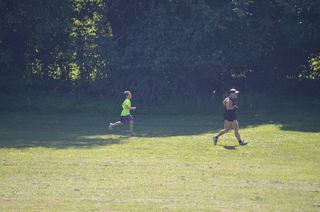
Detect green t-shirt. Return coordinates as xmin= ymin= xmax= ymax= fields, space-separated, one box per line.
xmin=121 ymin=98 xmax=131 ymax=116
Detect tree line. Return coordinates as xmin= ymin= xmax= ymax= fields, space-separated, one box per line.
xmin=1 ymin=0 xmax=319 ymax=103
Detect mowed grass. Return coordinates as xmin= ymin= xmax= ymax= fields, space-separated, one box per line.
xmin=0 ymin=111 xmax=319 ymax=211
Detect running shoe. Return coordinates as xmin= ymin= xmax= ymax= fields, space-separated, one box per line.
xmin=213 ymin=136 xmax=219 ymax=145
xmin=239 ymin=140 xmax=248 ymax=145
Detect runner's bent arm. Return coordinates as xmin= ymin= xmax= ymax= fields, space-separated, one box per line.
xmin=225 ymin=99 xmax=237 ymax=110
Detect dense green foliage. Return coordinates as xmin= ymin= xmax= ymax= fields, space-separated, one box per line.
xmin=1 ymin=0 xmax=319 ymax=102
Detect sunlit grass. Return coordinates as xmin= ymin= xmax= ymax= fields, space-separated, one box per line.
xmin=0 ymin=112 xmax=319 ymax=211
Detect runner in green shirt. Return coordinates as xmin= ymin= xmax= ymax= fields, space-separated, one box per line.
xmin=109 ymin=91 xmax=136 ymax=136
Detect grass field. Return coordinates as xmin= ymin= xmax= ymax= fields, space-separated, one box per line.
xmin=0 ymin=110 xmax=319 ymax=211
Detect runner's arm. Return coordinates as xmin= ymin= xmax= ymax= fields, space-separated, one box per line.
xmin=225 ymin=99 xmax=237 ymax=110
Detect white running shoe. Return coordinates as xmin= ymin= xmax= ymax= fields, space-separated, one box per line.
xmin=108 ymin=123 xmax=113 ymax=130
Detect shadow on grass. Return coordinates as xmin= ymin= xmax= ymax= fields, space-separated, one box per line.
xmin=96 ymin=115 xmax=320 ymax=143
xmin=0 ymin=110 xmax=319 ymax=149
xmin=0 ymin=137 xmax=125 ymax=149
xmin=239 ymin=111 xmax=320 ymax=133
xmin=134 ymin=111 xmax=320 ymax=138
xmin=0 ymin=112 xmax=130 ymax=149
xmin=221 ymin=145 xmax=238 ymax=150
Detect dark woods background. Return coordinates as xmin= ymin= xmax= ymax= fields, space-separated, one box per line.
xmin=1 ymin=0 xmax=320 ymax=105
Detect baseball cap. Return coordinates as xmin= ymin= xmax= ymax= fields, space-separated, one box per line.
xmin=229 ymin=88 xmax=240 ymax=94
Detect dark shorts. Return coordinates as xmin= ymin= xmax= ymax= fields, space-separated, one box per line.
xmin=224 ymin=117 xmax=237 ymax=122
xmin=120 ymin=114 xmax=134 ymax=123
xmin=224 ymin=111 xmax=236 ymax=122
